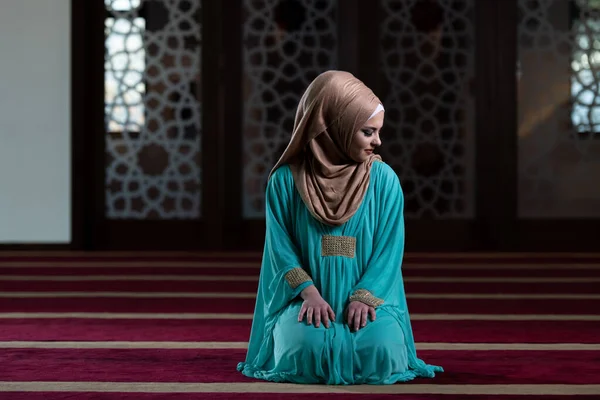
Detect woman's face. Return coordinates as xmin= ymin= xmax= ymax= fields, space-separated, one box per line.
xmin=349 ymin=110 xmax=384 ymax=162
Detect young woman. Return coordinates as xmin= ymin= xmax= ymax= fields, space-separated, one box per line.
xmin=237 ymin=70 xmax=443 ymax=385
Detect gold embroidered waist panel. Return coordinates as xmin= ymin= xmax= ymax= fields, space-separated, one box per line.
xmin=321 ymin=235 xmax=356 ymax=258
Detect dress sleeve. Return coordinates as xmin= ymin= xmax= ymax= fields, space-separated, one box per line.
xmin=239 ymin=166 xmax=315 ymax=371
xmin=260 ymin=166 xmax=314 ymax=315
xmin=347 ymin=163 xmax=444 ymax=378
xmin=349 ymin=163 xmax=405 ymax=308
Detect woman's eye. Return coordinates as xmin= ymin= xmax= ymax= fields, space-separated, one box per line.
xmin=362 ymin=130 xmax=373 ymax=137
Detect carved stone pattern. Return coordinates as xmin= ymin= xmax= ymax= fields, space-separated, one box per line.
xmin=518 ymin=0 xmax=600 ymax=217
xmin=105 ymin=0 xmax=202 ymax=219
xmin=379 ymin=0 xmax=475 ymax=218
xmin=242 ymin=0 xmax=338 ymax=218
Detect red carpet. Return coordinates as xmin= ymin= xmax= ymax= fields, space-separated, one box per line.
xmin=0 ymin=252 xmax=599 ymax=399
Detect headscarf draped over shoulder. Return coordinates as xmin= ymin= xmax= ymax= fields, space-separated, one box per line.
xmin=270 ymin=70 xmax=384 ymax=226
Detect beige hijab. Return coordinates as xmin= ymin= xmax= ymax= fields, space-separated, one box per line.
xmin=269 ymin=70 xmax=383 ymax=226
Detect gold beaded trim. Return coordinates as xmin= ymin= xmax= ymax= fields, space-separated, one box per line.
xmin=349 ymin=289 xmax=384 ymax=308
xmin=284 ymin=267 xmax=312 ymax=289
xmin=321 ymin=235 xmax=356 ymax=258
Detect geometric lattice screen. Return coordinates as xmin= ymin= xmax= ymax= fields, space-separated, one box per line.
xmin=104 ymin=0 xmax=202 ymax=219
xmin=518 ymin=0 xmax=600 ymax=217
xmin=379 ymin=0 xmax=476 ymax=219
xmin=242 ymin=0 xmax=338 ymax=218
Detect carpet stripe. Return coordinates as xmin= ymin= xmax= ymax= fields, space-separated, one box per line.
xmin=0 ymin=312 xmax=598 ymax=320
xmin=1 ymin=341 xmax=599 ymax=350
xmin=0 ymin=292 xmax=257 ymax=299
xmin=1 ymin=292 xmax=599 ymax=300
xmin=0 ymin=341 xmax=247 ymax=349
xmin=0 ymin=250 xmax=596 ymax=257
xmin=0 ymin=251 xmax=260 ymax=258
xmin=1 ymin=382 xmax=599 ymax=395
xmin=6 ymin=394 xmax=600 ymax=400
xmin=1 ymin=297 xmax=595 ymax=314
xmin=2 ymin=252 xmax=599 ymax=264
xmin=3 ymin=275 xmax=599 ymax=282
xmin=0 ymin=275 xmax=258 ymax=281
xmin=0 ymin=280 xmax=262 ymax=293
xmin=2 ymin=349 xmax=599 ymax=384
xmin=0 ymin=262 xmax=262 ymax=268
xmin=2 ymin=280 xmax=597 ymax=294
xmin=2 ymin=319 xmax=599 ymax=343
xmin=3 ymin=262 xmax=600 ymax=270
xmin=3 ymin=267 xmax=600 ymax=279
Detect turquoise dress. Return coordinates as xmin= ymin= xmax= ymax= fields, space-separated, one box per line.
xmin=237 ymin=161 xmax=443 ymax=385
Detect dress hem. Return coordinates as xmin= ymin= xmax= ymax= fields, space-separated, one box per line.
xmin=237 ymin=361 xmax=444 ymax=385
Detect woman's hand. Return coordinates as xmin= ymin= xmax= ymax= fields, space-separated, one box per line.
xmin=298 ymin=286 xmax=335 ymax=328
xmin=346 ymin=301 xmax=376 ymax=331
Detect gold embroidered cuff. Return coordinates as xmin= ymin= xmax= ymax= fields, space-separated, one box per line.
xmin=349 ymin=289 xmax=384 ymax=308
xmin=321 ymin=235 xmax=356 ymax=258
xmin=284 ymin=267 xmax=312 ymax=289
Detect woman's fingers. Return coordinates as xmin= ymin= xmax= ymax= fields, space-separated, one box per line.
xmin=353 ymin=309 xmax=362 ymax=331
xmin=347 ymin=307 xmax=356 ymax=329
xmin=368 ymin=307 xmax=376 ymax=321
xmin=347 ymin=303 xmax=372 ymax=331
xmin=360 ymin=308 xmax=368 ymax=327
xmin=328 ymin=306 xmax=336 ymax=322
xmin=303 ymin=301 xmax=373 ymax=329
xmin=321 ymin=308 xmax=330 ymax=328
xmin=314 ymin=308 xmax=322 ymax=328
xmin=298 ymin=304 xmax=307 ymax=322
xmin=301 ymin=301 xmax=336 ymax=328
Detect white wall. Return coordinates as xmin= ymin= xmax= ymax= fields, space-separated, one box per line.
xmin=0 ymin=0 xmax=71 ymax=243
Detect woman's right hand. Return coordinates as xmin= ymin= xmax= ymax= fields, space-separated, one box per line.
xmin=298 ymin=285 xmax=335 ymax=328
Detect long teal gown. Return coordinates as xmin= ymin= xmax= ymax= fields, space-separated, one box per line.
xmin=237 ymin=161 xmax=443 ymax=385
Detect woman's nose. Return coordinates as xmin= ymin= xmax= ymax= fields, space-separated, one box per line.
xmin=372 ymin=134 xmax=382 ymax=147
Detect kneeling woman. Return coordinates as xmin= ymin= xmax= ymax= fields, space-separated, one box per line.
xmin=237 ymin=70 xmax=443 ymax=385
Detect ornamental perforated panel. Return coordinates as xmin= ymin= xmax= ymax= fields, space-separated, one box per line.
xmin=378 ymin=0 xmax=476 ymax=219
xmin=241 ymin=0 xmax=338 ymax=218
xmin=104 ymin=0 xmax=202 ymax=219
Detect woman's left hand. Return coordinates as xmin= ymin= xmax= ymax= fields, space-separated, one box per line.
xmin=345 ymin=301 xmax=376 ymax=331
